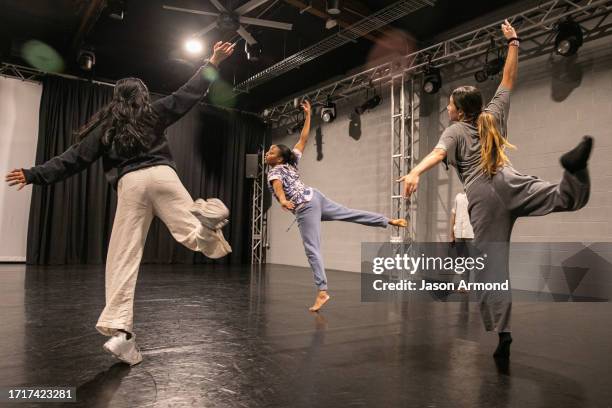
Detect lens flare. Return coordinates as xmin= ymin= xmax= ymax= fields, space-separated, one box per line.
xmin=208 ymin=80 xmax=236 ymax=109
xmin=21 ymin=40 xmax=65 ymax=73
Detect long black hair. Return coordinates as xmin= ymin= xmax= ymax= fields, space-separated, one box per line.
xmin=75 ymin=77 xmax=158 ymax=157
xmin=276 ymin=144 xmax=298 ymax=166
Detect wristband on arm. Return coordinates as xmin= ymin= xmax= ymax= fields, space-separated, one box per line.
xmin=506 ymin=37 xmax=521 ymax=47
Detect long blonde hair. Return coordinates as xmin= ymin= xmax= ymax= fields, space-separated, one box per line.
xmin=450 ymin=86 xmax=515 ymax=177
xmin=477 ymin=111 xmax=515 ymax=176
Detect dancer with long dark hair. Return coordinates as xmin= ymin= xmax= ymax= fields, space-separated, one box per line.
xmin=398 ymin=20 xmax=591 ymax=358
xmin=266 ymin=100 xmax=408 ymax=312
xmin=5 ymin=41 xmax=236 ymax=365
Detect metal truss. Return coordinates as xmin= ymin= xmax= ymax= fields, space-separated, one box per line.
xmin=0 ymin=63 xmax=47 ymax=82
xmin=235 ymin=0 xmax=436 ymax=93
xmin=251 ymin=146 xmax=268 ymax=264
xmin=390 ymin=74 xmax=419 ymax=243
xmin=264 ymin=0 xmax=612 ymax=127
xmin=0 ymin=62 xmax=119 ymax=87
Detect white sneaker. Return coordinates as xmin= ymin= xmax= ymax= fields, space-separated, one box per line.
xmin=190 ymin=198 xmax=230 ymax=230
xmin=103 ymin=331 xmax=143 ymax=366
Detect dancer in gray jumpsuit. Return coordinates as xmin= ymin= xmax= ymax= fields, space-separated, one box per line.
xmin=398 ymin=20 xmax=592 ymax=358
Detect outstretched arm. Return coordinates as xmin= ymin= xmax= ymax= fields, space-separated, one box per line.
xmin=500 ymin=19 xmax=519 ymax=90
xmin=5 ymin=126 xmax=105 ymax=189
xmin=153 ymin=41 xmax=235 ymax=127
xmin=397 ymin=148 xmax=447 ymax=197
xmin=293 ymin=100 xmax=311 ymax=154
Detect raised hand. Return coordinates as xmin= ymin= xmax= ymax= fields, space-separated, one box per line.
xmin=301 ymin=100 xmax=311 ymax=117
xmin=5 ymin=168 xmax=28 ymax=191
xmin=501 ymin=19 xmax=517 ymax=40
xmin=210 ymin=41 xmax=236 ymax=67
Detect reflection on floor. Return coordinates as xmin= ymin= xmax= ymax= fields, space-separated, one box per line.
xmin=0 ymin=263 xmax=610 ymax=407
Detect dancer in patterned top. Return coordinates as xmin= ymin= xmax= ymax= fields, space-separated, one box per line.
xmin=266 ymin=100 xmax=407 ymax=312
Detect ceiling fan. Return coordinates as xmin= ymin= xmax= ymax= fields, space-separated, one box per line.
xmin=163 ymin=0 xmax=293 ymax=45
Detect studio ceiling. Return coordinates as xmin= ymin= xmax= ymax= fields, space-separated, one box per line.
xmin=0 ymin=0 xmax=526 ymax=110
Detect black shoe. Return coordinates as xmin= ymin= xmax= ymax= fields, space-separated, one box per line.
xmin=493 ymin=332 xmax=512 ymax=359
xmin=560 ymin=136 xmax=593 ymax=173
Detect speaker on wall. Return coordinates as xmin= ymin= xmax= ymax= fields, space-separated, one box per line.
xmin=245 ymin=154 xmax=259 ymax=179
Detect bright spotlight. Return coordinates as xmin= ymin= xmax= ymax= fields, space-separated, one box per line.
xmin=185 ymin=39 xmax=203 ymax=55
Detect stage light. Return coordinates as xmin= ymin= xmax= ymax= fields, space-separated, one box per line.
xmin=185 ymin=38 xmax=203 ymax=55
xmin=474 ymin=57 xmax=504 ymax=83
xmin=77 ymin=47 xmax=96 ymax=71
xmin=245 ymin=41 xmax=262 ymax=61
xmin=555 ymin=20 xmax=583 ymax=57
xmin=486 ymin=57 xmax=504 ymax=77
xmin=321 ymin=97 xmax=337 ymax=123
xmin=326 ymin=0 xmax=341 ymax=15
xmin=287 ymin=120 xmax=305 ymax=135
xmin=474 ymin=69 xmax=488 ymax=83
xmin=355 ymin=94 xmax=381 ymax=114
xmin=106 ymin=0 xmax=126 ymax=20
xmin=325 ymin=18 xmax=338 ymax=30
xmin=474 ymin=38 xmax=505 ymax=83
xmin=422 ymin=66 xmax=441 ymax=94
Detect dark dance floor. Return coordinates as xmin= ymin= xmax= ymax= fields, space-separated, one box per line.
xmin=1 ymin=263 xmax=611 ymax=408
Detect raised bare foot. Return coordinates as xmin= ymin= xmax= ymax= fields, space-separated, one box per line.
xmin=389 ymin=218 xmax=408 ymax=228
xmin=309 ymin=290 xmax=330 ymax=312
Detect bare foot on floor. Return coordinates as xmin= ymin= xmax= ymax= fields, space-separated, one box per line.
xmin=309 ymin=291 xmax=330 ymax=312
xmin=389 ymin=218 xmax=408 ymax=227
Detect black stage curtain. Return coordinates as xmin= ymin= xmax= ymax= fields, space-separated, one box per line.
xmin=26 ymin=76 xmax=262 ymax=265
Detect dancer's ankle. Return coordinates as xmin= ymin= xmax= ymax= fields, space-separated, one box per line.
xmin=118 ymin=329 xmax=132 ymax=340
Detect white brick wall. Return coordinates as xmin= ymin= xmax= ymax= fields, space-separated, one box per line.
xmin=267 ymin=93 xmax=392 ymax=272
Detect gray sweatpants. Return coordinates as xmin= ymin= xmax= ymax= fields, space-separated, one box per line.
xmin=295 ymin=189 xmax=389 ymax=290
xmin=466 ymin=166 xmax=590 ymax=332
